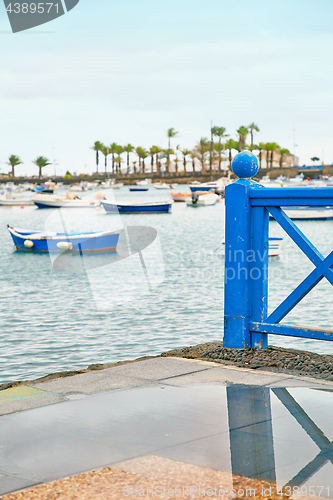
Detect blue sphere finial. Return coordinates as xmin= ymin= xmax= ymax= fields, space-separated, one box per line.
xmin=232 ymin=151 xmax=259 ymax=179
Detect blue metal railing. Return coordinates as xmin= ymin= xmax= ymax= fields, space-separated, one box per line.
xmin=223 ymin=151 xmax=333 ymax=348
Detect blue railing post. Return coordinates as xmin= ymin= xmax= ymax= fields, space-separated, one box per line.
xmin=224 ymin=152 xmax=268 ymax=348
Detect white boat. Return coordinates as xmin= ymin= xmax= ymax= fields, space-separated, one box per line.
xmin=100 ymin=179 xmax=116 ymax=189
xmin=186 ymin=192 xmax=219 ymax=206
xmin=69 ymin=184 xmax=88 ymax=192
xmin=32 ymin=192 xmax=103 ymax=209
xmin=136 ymin=179 xmax=152 ymax=186
xmin=0 ymin=191 xmax=34 ymax=206
xmin=154 ymin=183 xmax=171 ymax=189
xmin=189 ymin=177 xmax=228 ymax=194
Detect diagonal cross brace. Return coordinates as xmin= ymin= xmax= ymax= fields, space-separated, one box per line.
xmin=272 ymin=388 xmax=333 ymax=487
xmin=267 ymin=250 xmax=333 ymax=324
xmin=268 ymin=207 xmax=333 ymax=287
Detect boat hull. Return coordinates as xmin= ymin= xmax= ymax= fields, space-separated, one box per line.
xmin=33 ymin=199 xmax=99 ymax=209
xmin=0 ymin=199 xmax=34 ymax=206
xmin=186 ymin=193 xmax=219 ymax=206
xmin=7 ymin=226 xmax=119 ymax=253
xmin=101 ymin=201 xmax=172 ymax=213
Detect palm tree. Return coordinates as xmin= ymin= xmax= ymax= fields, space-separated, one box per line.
xmin=109 ymin=143 xmax=118 ymax=174
xmin=225 ymin=139 xmax=239 ymax=169
xmin=267 ymin=142 xmax=279 ymax=168
xmin=211 ymin=126 xmax=228 ymax=170
xmin=149 ymin=146 xmax=161 ymax=173
xmin=167 ymin=128 xmax=179 ymax=150
xmin=123 ymin=144 xmax=134 ymax=174
xmin=194 ymin=138 xmax=210 ymax=172
xmin=311 ymin=156 xmax=320 ymax=165
xmin=100 ymin=146 xmax=110 ymax=173
xmin=91 ymin=141 xmax=103 ymax=173
xmin=189 ymin=150 xmax=197 ymax=172
xmin=258 ymin=142 xmax=266 ymax=169
xmin=136 ymin=147 xmax=148 ymax=173
xmin=237 ymin=126 xmax=249 ymax=152
xmin=152 ymin=146 xmax=163 ymax=175
xmin=115 ymin=145 xmax=123 ymax=174
xmin=163 ymin=148 xmax=174 ymax=174
xmin=6 ymin=155 xmax=23 ymax=177
xmin=178 ymin=148 xmax=191 ymax=173
xmin=248 ymin=123 xmax=260 ymax=147
xmin=278 ymin=148 xmax=290 ymax=168
xmin=33 ymin=156 xmax=51 ymax=178
xmin=114 ymin=156 xmax=123 ymax=173
xmin=246 ymin=144 xmax=260 ymax=153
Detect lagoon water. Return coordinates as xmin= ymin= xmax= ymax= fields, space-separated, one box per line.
xmin=1 ymin=185 xmax=333 ymax=384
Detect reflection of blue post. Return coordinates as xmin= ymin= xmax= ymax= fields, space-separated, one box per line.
xmin=223 ymin=152 xmax=268 ymax=348
xmin=227 ymin=386 xmax=276 ymax=483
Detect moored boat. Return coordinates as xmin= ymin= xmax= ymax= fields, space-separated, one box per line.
xmin=34 ymin=181 xmax=56 ymax=194
xmin=186 ymin=192 xmax=219 ymax=206
xmin=101 ymin=200 xmax=173 ymax=213
xmin=189 ymin=177 xmax=227 ymax=194
xmin=32 ymin=192 xmax=103 ymax=209
xmin=0 ymin=191 xmax=34 ymax=206
xmin=170 ymin=192 xmax=192 ymax=202
xmin=154 ymin=183 xmax=172 ymax=189
xmin=129 ymin=187 xmax=149 ymax=192
xmin=7 ymin=225 xmax=120 ymax=253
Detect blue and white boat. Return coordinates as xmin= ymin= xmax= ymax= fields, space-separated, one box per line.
xmin=101 ymin=200 xmax=173 ymax=214
xmin=7 ymin=225 xmax=120 ymax=253
xmin=33 ymin=181 xmax=56 ymax=194
xmin=189 ymin=178 xmax=227 ymax=194
xmin=129 ymin=187 xmax=149 ymax=192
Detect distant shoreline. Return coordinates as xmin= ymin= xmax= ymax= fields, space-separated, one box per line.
xmin=2 ymin=164 xmax=333 ymax=185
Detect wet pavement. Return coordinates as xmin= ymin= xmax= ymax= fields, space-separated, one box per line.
xmin=1 ymin=358 xmax=333 ymax=497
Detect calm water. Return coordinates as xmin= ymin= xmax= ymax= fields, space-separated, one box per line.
xmin=1 ymin=185 xmax=333 ymax=384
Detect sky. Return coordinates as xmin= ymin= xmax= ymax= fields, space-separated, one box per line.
xmin=1 ymin=0 xmax=333 ymax=177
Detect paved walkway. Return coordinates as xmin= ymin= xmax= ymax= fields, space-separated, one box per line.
xmin=0 ymin=357 xmax=332 ymax=497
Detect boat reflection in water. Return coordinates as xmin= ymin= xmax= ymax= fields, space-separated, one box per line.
xmin=226 ymin=385 xmax=333 ymax=496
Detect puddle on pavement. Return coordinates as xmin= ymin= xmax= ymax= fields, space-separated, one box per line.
xmin=0 ymin=384 xmax=333 ymax=498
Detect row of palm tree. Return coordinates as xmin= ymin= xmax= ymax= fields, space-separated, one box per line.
xmin=5 ymin=155 xmax=51 ymax=178
xmin=4 ymin=125 xmax=292 ymax=179
xmin=92 ymin=124 xmax=292 ymax=176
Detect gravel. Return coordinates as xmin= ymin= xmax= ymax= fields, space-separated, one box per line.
xmin=161 ymin=342 xmax=333 ymax=382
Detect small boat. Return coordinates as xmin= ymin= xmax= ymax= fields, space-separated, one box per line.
xmin=270 ymin=207 xmax=333 ymax=221
xmin=186 ymin=192 xmax=219 ymax=206
xmin=129 ymin=187 xmax=149 ymax=192
xmin=69 ymin=183 xmax=88 ymax=192
xmin=33 ymin=181 xmax=56 ymax=194
xmin=32 ymin=192 xmax=102 ymax=209
xmin=136 ymin=179 xmax=151 ymax=186
xmin=154 ymin=183 xmax=171 ymax=189
xmin=0 ymin=191 xmax=34 ymax=206
xmin=101 ymin=200 xmax=173 ymax=213
xmin=7 ymin=225 xmax=120 ymax=253
xmin=170 ymin=192 xmax=192 ymax=202
xmin=189 ymin=178 xmax=227 ymax=194
xmin=218 ymin=237 xmax=283 ymax=257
